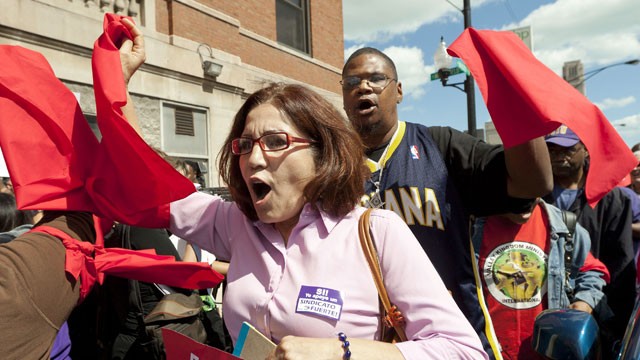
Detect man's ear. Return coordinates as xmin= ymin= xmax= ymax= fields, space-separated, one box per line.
xmin=396 ymin=81 xmax=403 ymax=104
xmin=583 ymin=145 xmax=590 ymax=168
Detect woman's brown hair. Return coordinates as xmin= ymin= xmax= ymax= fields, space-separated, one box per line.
xmin=218 ymin=83 xmax=370 ymax=221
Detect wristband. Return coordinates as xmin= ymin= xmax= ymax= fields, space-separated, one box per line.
xmin=338 ymin=332 xmax=351 ymax=359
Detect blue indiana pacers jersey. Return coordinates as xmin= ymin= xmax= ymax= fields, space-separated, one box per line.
xmin=362 ymin=121 xmax=503 ymax=359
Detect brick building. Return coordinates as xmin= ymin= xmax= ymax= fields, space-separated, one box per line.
xmin=0 ymin=0 xmax=344 ymax=186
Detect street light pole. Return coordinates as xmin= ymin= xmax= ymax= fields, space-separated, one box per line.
xmin=567 ymin=59 xmax=639 ymax=87
xmin=462 ymin=0 xmax=477 ymax=137
xmin=439 ymin=0 xmax=477 ymax=137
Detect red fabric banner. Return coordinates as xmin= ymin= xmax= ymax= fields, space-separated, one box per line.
xmin=0 ymin=15 xmax=195 ymax=227
xmin=0 ymin=46 xmax=99 ymax=212
xmin=34 ymin=226 xmax=224 ymax=302
xmin=447 ymin=28 xmax=636 ymax=206
xmin=89 ymin=14 xmax=196 ymax=227
xmin=0 ymin=14 xmax=221 ymax=299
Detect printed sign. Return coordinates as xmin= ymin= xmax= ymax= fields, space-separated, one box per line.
xmin=509 ymin=26 xmax=533 ymax=51
xmin=295 ymin=285 xmax=344 ymax=321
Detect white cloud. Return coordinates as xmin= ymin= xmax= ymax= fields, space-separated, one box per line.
xmin=500 ymin=0 xmax=640 ymax=73
xmin=343 ymin=0 xmax=493 ymax=43
xmin=612 ymin=113 xmax=640 ymax=147
xmin=595 ymin=96 xmax=636 ymax=111
xmin=614 ymin=113 xmax=640 ymax=128
xmin=383 ymin=46 xmax=434 ymax=99
xmin=343 ymin=0 xmax=640 ymax=77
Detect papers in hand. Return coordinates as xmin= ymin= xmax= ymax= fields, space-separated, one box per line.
xmin=232 ymin=322 xmax=276 ymax=360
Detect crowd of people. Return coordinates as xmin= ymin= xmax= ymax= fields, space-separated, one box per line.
xmin=0 ymin=15 xmax=638 ymax=360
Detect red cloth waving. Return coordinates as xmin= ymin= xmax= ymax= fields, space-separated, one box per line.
xmin=0 ymin=15 xmax=195 ymax=227
xmin=0 ymin=46 xmax=99 ymax=211
xmin=0 ymin=15 xmax=222 ymax=298
xmin=88 ymin=14 xmax=195 ymax=227
xmin=34 ymin=226 xmax=224 ymax=301
xmin=447 ymin=28 xmax=636 ymax=207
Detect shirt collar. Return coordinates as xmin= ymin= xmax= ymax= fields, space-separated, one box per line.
xmin=254 ymin=202 xmax=342 ymax=238
xmin=365 ymin=121 xmax=406 ymax=172
xmin=299 ymin=202 xmax=341 ymax=236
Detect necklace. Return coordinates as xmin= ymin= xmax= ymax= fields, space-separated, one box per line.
xmin=364 ymin=125 xmax=401 ymax=209
xmin=367 ymin=169 xmax=385 ymax=209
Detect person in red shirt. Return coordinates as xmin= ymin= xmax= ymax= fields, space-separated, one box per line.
xmin=473 ymin=199 xmax=608 ymax=359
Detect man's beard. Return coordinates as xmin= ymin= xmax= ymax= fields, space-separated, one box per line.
xmin=353 ymin=118 xmax=381 ymax=139
xmin=551 ymin=162 xmax=581 ymax=178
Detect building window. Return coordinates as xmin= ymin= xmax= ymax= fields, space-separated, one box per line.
xmin=276 ymin=0 xmax=310 ymax=54
xmin=162 ymin=103 xmax=209 ymax=184
xmin=162 ymin=104 xmax=208 ymax=155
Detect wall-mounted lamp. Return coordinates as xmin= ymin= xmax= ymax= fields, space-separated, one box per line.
xmin=197 ymin=43 xmax=223 ymax=78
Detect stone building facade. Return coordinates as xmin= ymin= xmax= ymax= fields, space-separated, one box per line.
xmin=0 ymin=0 xmax=344 ymax=186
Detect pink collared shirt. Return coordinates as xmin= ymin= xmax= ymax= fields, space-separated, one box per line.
xmin=170 ymin=192 xmax=487 ymax=359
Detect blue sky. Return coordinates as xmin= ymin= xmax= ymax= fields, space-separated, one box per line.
xmin=343 ymin=0 xmax=640 ymax=147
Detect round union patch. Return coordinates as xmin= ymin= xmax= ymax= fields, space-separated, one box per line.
xmin=483 ymin=241 xmax=548 ymax=309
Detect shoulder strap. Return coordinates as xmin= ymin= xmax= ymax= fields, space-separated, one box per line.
xmin=562 ymin=210 xmax=577 ymax=237
xmin=120 ymin=225 xmax=149 ymax=340
xmin=105 ymin=224 xmax=149 ymax=356
xmin=358 ymin=209 xmax=408 ymax=342
xmin=561 ymin=210 xmax=577 ymax=297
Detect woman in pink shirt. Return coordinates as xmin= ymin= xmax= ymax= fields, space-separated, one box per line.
xmin=164 ymin=83 xmax=486 ymax=360
xmin=119 ymin=21 xmax=487 ymax=359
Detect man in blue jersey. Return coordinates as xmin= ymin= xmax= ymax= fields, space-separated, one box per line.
xmin=341 ymin=47 xmax=553 ymax=359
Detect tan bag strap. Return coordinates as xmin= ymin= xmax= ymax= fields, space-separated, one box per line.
xmin=358 ymin=208 xmax=408 ymax=342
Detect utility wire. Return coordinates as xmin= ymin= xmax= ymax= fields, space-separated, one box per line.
xmin=445 ymin=0 xmax=462 ymax=12
xmin=502 ymin=0 xmax=519 ymax=22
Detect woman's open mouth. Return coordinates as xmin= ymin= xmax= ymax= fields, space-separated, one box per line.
xmin=252 ymin=181 xmax=272 ymax=202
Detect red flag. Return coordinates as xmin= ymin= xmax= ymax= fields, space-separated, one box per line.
xmin=34 ymin=226 xmax=224 ymax=301
xmin=619 ymin=174 xmax=631 ymax=188
xmin=88 ymin=13 xmax=196 ymax=227
xmin=0 ymin=46 xmax=99 ymax=211
xmin=162 ymin=328 xmax=242 ymax=360
xmin=447 ymin=28 xmax=636 ymax=207
xmin=0 ymin=15 xmax=194 ymax=227
xmin=95 ymin=247 xmax=224 ymax=289
xmin=0 ymin=15 xmax=220 ymax=299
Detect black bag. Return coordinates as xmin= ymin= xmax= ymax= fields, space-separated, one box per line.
xmin=134 ymin=292 xmax=209 ymax=358
xmin=94 ymin=224 xmax=228 ymax=359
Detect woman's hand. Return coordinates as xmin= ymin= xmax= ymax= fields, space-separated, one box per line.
xmin=266 ymin=336 xmax=342 ymax=360
xmin=117 ymin=17 xmax=145 ymax=134
xmin=119 ymin=17 xmax=146 ymax=85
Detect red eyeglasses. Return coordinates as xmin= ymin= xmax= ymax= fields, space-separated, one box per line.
xmin=231 ymin=132 xmax=316 ymax=155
